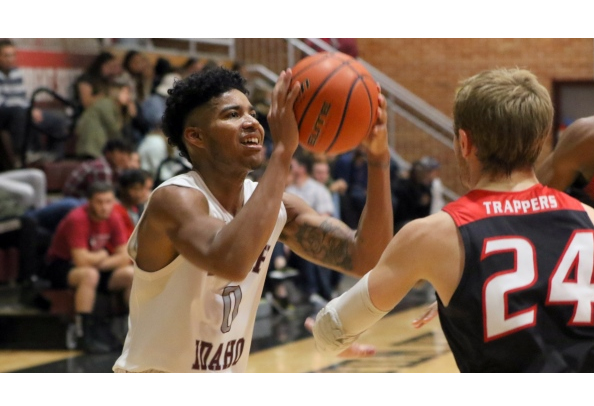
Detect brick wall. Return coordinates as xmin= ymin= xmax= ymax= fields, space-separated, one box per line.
xmin=357 ymin=38 xmax=594 ymax=195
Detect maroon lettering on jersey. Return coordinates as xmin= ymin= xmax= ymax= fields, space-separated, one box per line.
xmin=200 ymin=341 xmax=213 ymax=370
xmin=233 ymin=338 xmax=245 ymax=366
xmin=208 ymin=344 xmax=223 ymax=371
xmin=191 ymin=338 xmax=246 ymax=371
xmin=192 ymin=340 xmax=201 ymax=370
xmin=223 ymin=339 xmax=236 ymax=369
xmin=250 ymin=244 xmax=271 ymax=274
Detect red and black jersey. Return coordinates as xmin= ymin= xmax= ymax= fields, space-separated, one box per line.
xmin=439 ymin=184 xmax=594 ymax=372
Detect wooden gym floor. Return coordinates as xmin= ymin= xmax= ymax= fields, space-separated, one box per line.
xmin=0 ymin=286 xmax=458 ymax=373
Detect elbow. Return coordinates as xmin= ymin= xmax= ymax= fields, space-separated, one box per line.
xmin=198 ymin=256 xmax=254 ymax=282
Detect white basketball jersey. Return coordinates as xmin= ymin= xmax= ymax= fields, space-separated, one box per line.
xmin=113 ymin=171 xmax=287 ymax=372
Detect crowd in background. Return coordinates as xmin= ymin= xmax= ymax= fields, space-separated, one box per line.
xmin=0 ymin=38 xmax=445 ymax=352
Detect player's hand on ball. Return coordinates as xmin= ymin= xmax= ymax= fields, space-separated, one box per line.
xmin=361 ymin=88 xmax=389 ymax=160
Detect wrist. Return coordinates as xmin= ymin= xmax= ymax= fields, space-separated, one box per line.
xmin=366 ymin=151 xmax=390 ymax=169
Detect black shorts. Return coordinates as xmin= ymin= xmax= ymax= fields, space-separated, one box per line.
xmin=44 ymin=259 xmax=113 ymax=293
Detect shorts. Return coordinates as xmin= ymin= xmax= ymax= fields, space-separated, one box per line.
xmin=44 ymin=258 xmax=114 ymax=293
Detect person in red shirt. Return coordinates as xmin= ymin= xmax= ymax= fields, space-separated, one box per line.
xmin=44 ymin=181 xmax=133 ymax=353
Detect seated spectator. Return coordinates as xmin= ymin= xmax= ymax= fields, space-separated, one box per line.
xmin=75 ymin=79 xmax=138 ymax=158
xmin=0 ymin=39 xmax=69 ymax=165
xmin=332 ymin=145 xmax=400 ymax=229
xmin=178 ymin=57 xmax=218 ymax=79
xmin=42 ymin=181 xmax=133 ymax=353
xmin=0 ymin=167 xmax=47 ymax=211
xmin=392 ymin=156 xmax=440 ymax=232
xmin=63 ymin=138 xmax=135 ymax=199
xmin=150 ymin=57 xmax=174 ymax=96
xmin=285 ymin=149 xmax=336 ymax=308
xmin=120 ymin=50 xmax=152 ymax=142
xmin=311 ymin=155 xmax=346 ymax=220
xmin=113 ymin=168 xmax=153 ymax=237
xmin=137 ymin=72 xmax=179 ymax=178
xmin=121 ymin=50 xmax=153 ymax=104
xmin=72 ymin=51 xmax=122 ymax=111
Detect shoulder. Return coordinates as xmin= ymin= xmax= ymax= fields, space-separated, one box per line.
xmin=396 ymin=211 xmax=457 ymax=246
xmin=386 ymin=212 xmax=459 ymax=279
xmin=148 ymin=183 xmax=208 ymax=217
xmin=63 ymin=205 xmax=89 ymax=225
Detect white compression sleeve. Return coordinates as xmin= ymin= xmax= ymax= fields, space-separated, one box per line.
xmin=312 ymin=273 xmax=389 ymax=355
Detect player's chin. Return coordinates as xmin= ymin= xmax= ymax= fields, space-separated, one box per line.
xmin=244 ymin=148 xmax=266 ymax=169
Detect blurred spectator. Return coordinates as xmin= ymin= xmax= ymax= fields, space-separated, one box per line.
xmin=285 ymin=149 xmax=336 ymax=307
xmin=424 ymin=156 xmax=446 ymax=214
xmin=178 ymin=57 xmax=218 ymax=79
xmin=0 ymin=167 xmax=47 ymax=211
xmin=121 ymin=50 xmax=153 ymax=104
xmin=63 ymin=138 xmax=135 ymax=199
xmin=311 ymin=155 xmax=346 ymax=220
xmin=0 ymin=39 xmax=69 ymax=165
xmin=128 ymin=150 xmax=141 ymax=170
xmin=74 ymin=79 xmax=137 ymax=158
xmin=72 ymin=51 xmax=121 ymax=111
xmin=332 ymin=146 xmax=400 ymax=229
xmin=113 ymin=168 xmax=152 ymax=237
xmin=392 ymin=156 xmax=440 ymax=232
xmin=137 ymin=72 xmax=177 ymax=176
xmin=42 ymin=181 xmax=133 ymax=353
xmin=151 ymin=57 xmax=173 ymax=95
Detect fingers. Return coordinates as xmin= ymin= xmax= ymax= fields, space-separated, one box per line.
xmin=412 ymin=301 xmax=438 ymax=329
xmin=304 ymin=316 xmax=315 ymax=333
xmin=375 ymin=93 xmax=387 ymax=126
xmin=337 ymin=343 xmax=377 ymax=358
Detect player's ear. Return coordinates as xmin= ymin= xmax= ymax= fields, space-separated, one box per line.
xmin=458 ymin=129 xmax=474 ymax=158
xmin=184 ymin=127 xmax=205 ymax=149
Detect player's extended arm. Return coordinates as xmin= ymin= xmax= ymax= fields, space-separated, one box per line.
xmin=280 ymin=93 xmax=393 ymax=277
xmin=312 ymin=213 xmax=456 ymax=355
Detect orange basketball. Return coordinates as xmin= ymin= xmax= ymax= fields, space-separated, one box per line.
xmin=290 ymin=51 xmax=379 ymax=155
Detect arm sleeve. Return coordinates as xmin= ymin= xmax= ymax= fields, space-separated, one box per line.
xmin=312 ymin=273 xmax=388 ymax=355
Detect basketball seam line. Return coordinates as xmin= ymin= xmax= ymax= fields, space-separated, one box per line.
xmin=296 ymin=60 xmax=352 ymax=128
xmin=325 ymin=77 xmax=361 ymax=153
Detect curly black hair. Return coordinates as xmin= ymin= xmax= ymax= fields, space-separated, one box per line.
xmin=162 ymin=67 xmax=248 ymax=162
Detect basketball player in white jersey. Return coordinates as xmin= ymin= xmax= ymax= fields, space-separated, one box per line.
xmin=113 ymin=66 xmax=393 ymax=372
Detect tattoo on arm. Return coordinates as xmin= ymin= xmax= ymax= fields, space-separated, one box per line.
xmin=294 ymin=219 xmax=354 ymax=271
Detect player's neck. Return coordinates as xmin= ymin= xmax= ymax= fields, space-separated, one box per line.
xmin=472 ymin=168 xmax=539 ymax=192
xmin=195 ymin=169 xmax=246 ymax=215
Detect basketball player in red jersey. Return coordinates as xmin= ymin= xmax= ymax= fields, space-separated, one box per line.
xmin=537 ymin=115 xmax=594 ymax=206
xmin=113 ymin=67 xmax=392 ymax=372
xmin=312 ymin=68 xmax=594 ymax=372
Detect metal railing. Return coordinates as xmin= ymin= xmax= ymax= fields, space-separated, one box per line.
xmin=238 ymin=38 xmax=460 ymax=201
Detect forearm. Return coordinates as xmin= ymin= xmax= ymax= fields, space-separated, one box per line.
xmin=202 ymin=150 xmax=292 ymax=279
xmin=351 ymin=154 xmax=393 ymax=274
xmin=313 ymin=273 xmax=388 ymax=355
xmin=97 ymin=253 xmax=131 ymax=271
xmin=72 ymin=250 xmax=108 ymax=268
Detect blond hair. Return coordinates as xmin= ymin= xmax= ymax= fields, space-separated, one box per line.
xmin=453 ymin=68 xmax=553 ymax=176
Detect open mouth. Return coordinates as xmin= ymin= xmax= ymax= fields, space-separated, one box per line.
xmin=241 ymin=137 xmax=260 ymax=146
